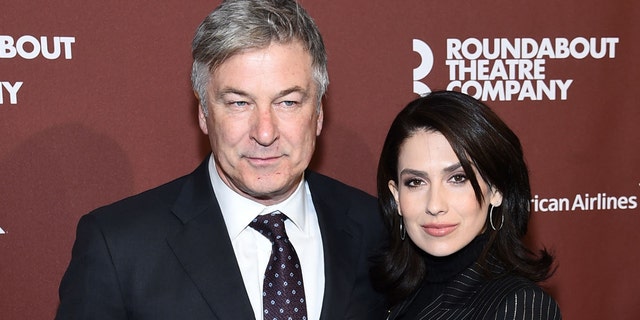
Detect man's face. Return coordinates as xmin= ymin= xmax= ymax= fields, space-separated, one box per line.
xmin=198 ymin=41 xmax=323 ymax=206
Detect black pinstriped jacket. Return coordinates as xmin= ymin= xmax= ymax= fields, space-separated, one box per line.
xmin=387 ymin=260 xmax=562 ymax=320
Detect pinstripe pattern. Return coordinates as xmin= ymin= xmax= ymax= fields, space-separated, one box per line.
xmin=387 ymin=261 xmax=561 ymax=320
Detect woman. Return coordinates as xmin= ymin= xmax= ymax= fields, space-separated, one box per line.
xmin=373 ymin=90 xmax=561 ymax=319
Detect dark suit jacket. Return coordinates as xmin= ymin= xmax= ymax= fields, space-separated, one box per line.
xmin=387 ymin=260 xmax=562 ymax=320
xmin=56 ymin=158 xmax=386 ymax=320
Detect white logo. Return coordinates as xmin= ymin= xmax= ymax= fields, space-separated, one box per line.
xmin=1 ymin=82 xmax=23 ymax=105
xmin=0 ymin=35 xmax=75 ymax=60
xmin=412 ymin=39 xmax=434 ymax=96
xmin=531 ymin=193 xmax=638 ymax=212
xmin=0 ymin=35 xmax=76 ymax=105
xmin=0 ymin=226 xmax=5 ymax=234
xmin=413 ymin=37 xmax=619 ymax=101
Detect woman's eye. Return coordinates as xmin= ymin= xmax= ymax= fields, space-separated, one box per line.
xmin=403 ymin=178 xmax=424 ymax=188
xmin=450 ymin=174 xmax=467 ymax=184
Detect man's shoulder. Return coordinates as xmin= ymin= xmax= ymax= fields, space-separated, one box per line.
xmin=84 ymin=168 xmax=202 ymax=235
xmin=305 ymin=170 xmax=376 ymax=203
xmin=94 ymin=174 xmax=188 ymax=214
xmin=89 ymin=159 xmax=210 ymax=220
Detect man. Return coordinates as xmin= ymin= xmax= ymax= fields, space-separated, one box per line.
xmin=55 ymin=0 xmax=386 ymax=319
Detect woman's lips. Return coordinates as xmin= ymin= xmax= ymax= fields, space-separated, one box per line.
xmin=422 ymin=223 xmax=458 ymax=237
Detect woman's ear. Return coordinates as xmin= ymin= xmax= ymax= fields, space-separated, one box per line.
xmin=388 ymin=180 xmax=402 ymax=216
xmin=490 ymin=187 xmax=503 ymax=207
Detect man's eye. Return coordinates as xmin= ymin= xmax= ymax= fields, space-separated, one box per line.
xmin=231 ymin=101 xmax=248 ymax=107
xmin=280 ymin=100 xmax=298 ymax=107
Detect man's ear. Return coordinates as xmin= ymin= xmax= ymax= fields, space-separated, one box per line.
xmin=316 ymin=105 xmax=323 ymax=136
xmin=197 ymin=105 xmax=209 ymax=135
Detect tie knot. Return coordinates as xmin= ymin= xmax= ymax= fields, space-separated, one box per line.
xmin=249 ymin=212 xmax=289 ymax=242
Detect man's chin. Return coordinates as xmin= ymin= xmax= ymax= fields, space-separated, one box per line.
xmin=240 ymin=178 xmax=300 ymax=205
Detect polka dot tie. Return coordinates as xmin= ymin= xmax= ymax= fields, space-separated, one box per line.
xmin=249 ymin=212 xmax=308 ymax=320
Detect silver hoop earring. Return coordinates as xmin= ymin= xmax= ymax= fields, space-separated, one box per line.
xmin=489 ymin=204 xmax=504 ymax=231
xmin=399 ymin=218 xmax=406 ymax=241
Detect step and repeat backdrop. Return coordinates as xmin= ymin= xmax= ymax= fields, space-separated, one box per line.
xmin=1 ymin=0 xmax=638 ymax=319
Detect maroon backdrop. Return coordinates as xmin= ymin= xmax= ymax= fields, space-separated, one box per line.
xmin=1 ymin=1 xmax=638 ymax=319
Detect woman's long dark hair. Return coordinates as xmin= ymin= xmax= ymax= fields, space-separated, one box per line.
xmin=372 ymin=90 xmax=555 ymax=305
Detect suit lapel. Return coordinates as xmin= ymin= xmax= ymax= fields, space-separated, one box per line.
xmin=307 ymin=172 xmax=362 ymax=320
xmin=166 ymin=159 xmax=255 ymax=320
xmin=164 ymin=165 xmax=367 ymax=320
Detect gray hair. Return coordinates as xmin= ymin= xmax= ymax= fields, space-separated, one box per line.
xmin=191 ymin=0 xmax=329 ymax=116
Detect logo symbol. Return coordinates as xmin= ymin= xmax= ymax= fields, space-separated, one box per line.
xmin=413 ymin=39 xmax=434 ymax=96
xmin=0 ymin=226 xmax=5 ymax=235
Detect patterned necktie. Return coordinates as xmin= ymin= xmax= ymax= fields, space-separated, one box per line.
xmin=249 ymin=212 xmax=308 ymax=320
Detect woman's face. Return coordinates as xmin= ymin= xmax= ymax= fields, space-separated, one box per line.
xmin=388 ymin=130 xmax=502 ymax=257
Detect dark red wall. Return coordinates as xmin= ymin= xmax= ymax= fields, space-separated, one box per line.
xmin=1 ymin=1 xmax=638 ymax=318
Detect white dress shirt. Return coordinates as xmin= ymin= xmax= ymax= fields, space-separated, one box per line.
xmin=207 ymin=157 xmax=325 ymax=320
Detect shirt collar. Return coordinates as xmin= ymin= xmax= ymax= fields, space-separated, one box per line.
xmin=207 ymin=155 xmax=309 ymax=240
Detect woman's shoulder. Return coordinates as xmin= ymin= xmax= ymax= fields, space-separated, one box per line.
xmin=477 ymin=274 xmax=562 ymax=320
